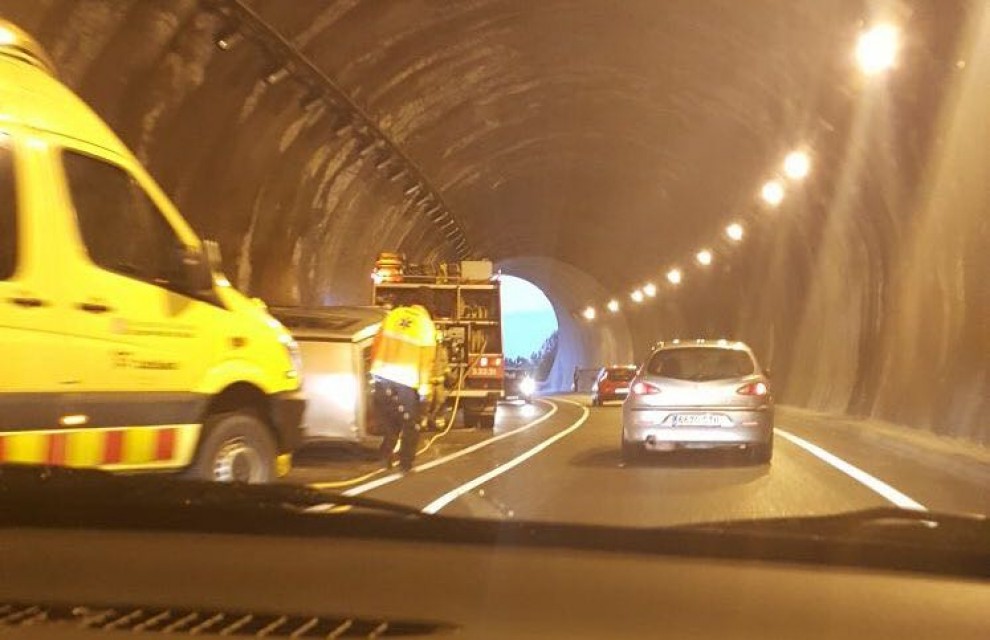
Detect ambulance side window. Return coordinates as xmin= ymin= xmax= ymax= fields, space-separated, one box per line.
xmin=0 ymin=140 xmax=16 ymax=281
xmin=62 ymin=150 xmax=185 ymax=288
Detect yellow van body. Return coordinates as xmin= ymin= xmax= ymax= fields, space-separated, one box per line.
xmin=0 ymin=21 xmax=304 ymax=481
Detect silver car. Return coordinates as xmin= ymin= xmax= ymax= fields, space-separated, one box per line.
xmin=621 ymin=341 xmax=773 ymax=463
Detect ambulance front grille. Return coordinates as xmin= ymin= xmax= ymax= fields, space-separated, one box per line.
xmin=0 ymin=602 xmax=456 ymax=637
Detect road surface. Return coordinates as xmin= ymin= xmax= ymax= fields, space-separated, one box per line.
xmin=286 ymin=395 xmax=989 ymax=526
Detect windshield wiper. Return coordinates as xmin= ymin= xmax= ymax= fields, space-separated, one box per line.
xmin=0 ymin=464 xmax=423 ymax=519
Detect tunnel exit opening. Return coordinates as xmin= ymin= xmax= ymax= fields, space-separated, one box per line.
xmin=501 ymin=276 xmax=559 ymax=383
xmin=499 ymin=257 xmax=634 ymax=392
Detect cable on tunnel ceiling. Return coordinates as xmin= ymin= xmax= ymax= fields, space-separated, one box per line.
xmin=199 ymin=0 xmax=471 ymax=261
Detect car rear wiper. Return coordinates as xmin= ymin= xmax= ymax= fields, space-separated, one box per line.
xmin=673 ymin=507 xmax=989 ymax=551
xmin=0 ymin=463 xmax=423 ymax=519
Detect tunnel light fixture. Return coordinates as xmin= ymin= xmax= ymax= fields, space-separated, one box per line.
xmin=404 ymin=183 xmax=422 ymax=197
xmin=607 ymin=299 xmax=620 ymax=313
xmin=783 ymin=150 xmax=811 ymax=180
xmin=215 ymin=26 xmax=244 ymax=51
xmin=643 ymin=283 xmax=657 ymax=298
xmin=761 ymin=180 xmax=785 ymax=207
xmin=856 ymin=24 xmax=899 ymax=75
xmin=666 ymin=269 xmax=682 ymax=285
xmin=631 ymin=289 xmax=644 ymax=303
xmin=264 ymin=65 xmax=290 ymax=85
xmin=582 ymin=306 xmax=597 ymax=321
xmin=696 ymin=249 xmax=713 ymax=266
xmin=726 ymin=222 xmax=744 ymax=241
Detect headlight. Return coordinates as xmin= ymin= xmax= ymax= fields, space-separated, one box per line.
xmin=520 ymin=376 xmax=537 ymax=396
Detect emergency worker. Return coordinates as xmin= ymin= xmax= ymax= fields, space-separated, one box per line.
xmin=369 ymin=288 xmax=438 ymax=471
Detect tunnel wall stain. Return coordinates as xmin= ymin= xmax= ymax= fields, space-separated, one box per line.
xmin=3 ymin=0 xmax=985 ymax=444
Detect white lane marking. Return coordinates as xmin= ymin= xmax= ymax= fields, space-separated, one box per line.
xmin=775 ymin=428 xmax=927 ymax=511
xmin=342 ymin=400 xmax=559 ymax=497
xmin=422 ymin=399 xmax=590 ymax=514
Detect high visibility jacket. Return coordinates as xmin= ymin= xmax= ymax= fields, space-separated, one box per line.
xmin=370 ymin=305 xmax=438 ymax=395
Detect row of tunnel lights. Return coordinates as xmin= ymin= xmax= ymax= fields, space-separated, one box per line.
xmin=581 ymin=23 xmax=901 ymax=322
xmin=205 ymin=0 xmax=469 ymax=258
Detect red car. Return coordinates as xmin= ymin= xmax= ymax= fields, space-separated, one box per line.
xmin=591 ymin=365 xmax=638 ymax=406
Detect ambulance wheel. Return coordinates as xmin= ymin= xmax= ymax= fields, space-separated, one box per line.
xmin=187 ymin=412 xmax=277 ymax=483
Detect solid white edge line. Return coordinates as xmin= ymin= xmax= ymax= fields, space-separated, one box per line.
xmin=342 ymin=399 xmax=559 ymax=497
xmin=775 ymin=428 xmax=927 ymax=511
xmin=422 ymin=399 xmax=590 ymax=515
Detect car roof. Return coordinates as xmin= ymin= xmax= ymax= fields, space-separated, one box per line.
xmin=0 ymin=23 xmax=130 ymax=157
xmin=652 ymin=339 xmax=755 ymax=354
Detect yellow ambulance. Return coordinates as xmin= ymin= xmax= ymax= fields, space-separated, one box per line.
xmin=0 ymin=20 xmax=304 ymax=482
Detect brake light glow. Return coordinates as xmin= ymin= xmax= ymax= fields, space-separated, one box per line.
xmin=631 ymin=381 xmax=661 ymax=395
xmin=736 ymin=382 xmax=768 ymax=396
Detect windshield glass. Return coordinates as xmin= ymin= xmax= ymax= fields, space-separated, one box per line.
xmin=605 ymin=368 xmax=636 ymax=382
xmin=646 ymin=348 xmax=755 ymax=381
xmin=1 ymin=0 xmax=987 ymax=594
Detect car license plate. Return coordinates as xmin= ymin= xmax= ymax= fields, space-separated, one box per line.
xmin=674 ymin=413 xmax=727 ymax=427
xmin=616 ymin=387 xmax=629 ymax=394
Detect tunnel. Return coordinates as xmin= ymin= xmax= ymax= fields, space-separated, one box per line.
xmin=4 ymin=0 xmax=986 ymax=445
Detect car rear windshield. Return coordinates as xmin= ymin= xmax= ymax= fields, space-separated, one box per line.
xmin=646 ymin=348 xmax=755 ymax=381
xmin=606 ymin=369 xmax=636 ymax=382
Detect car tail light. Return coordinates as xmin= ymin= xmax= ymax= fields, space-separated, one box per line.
xmin=631 ymin=381 xmax=661 ymax=395
xmin=737 ymin=382 xmax=768 ymax=397
xmin=480 ymin=357 xmax=489 ymax=367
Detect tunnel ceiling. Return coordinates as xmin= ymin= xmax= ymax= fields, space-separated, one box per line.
xmin=7 ymin=0 xmax=935 ymax=297
xmin=239 ymin=0 xmax=867 ymax=287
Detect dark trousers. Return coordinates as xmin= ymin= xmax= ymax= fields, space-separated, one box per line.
xmin=373 ymin=377 xmax=421 ymax=469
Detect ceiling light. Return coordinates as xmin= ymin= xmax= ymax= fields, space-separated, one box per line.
xmin=666 ymin=269 xmax=682 ymax=285
xmin=726 ymin=222 xmax=744 ymax=241
xmin=607 ymin=300 xmax=620 ymax=313
xmin=856 ymin=24 xmax=899 ymax=75
xmin=783 ymin=150 xmax=811 ymax=180
xmin=696 ymin=249 xmax=713 ymax=266
xmin=761 ymin=180 xmax=785 ymax=206
xmin=643 ymin=283 xmax=657 ymax=297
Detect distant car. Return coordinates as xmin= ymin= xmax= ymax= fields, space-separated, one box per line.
xmin=621 ymin=341 xmax=773 ymax=463
xmin=505 ymin=368 xmax=537 ymax=403
xmin=591 ymin=365 xmax=638 ymax=406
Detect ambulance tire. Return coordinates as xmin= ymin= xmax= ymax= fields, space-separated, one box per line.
xmin=186 ymin=412 xmax=277 ymax=483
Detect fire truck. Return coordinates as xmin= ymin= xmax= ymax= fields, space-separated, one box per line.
xmin=372 ymin=254 xmax=504 ymax=429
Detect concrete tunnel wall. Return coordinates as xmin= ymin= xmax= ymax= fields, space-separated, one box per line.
xmin=3 ymin=1 xmax=986 ymax=445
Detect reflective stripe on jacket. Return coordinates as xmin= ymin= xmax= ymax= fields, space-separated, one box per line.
xmin=370 ymin=305 xmax=437 ymax=394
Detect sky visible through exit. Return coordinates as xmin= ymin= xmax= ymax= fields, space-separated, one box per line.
xmin=500 ymin=276 xmax=558 ymax=361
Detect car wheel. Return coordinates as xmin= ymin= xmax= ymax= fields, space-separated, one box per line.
xmin=749 ymin=440 xmax=773 ymax=465
xmin=479 ymin=413 xmax=496 ymax=429
xmin=186 ymin=411 xmax=276 ymax=483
